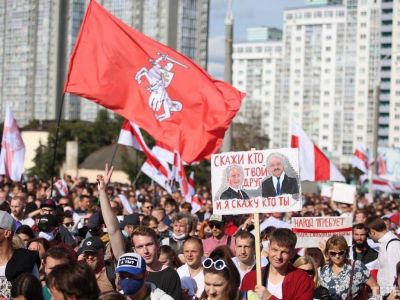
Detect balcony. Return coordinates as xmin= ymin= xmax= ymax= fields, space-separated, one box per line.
xmin=378 ymin=128 xmax=389 ymax=136
xmin=379 ymin=105 xmax=390 ymax=113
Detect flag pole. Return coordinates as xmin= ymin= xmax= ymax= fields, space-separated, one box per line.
xmin=50 ymin=93 xmax=66 ymax=197
xmin=109 ymin=143 xmax=119 ymax=166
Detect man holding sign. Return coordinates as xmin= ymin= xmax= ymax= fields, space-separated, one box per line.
xmin=240 ymin=228 xmax=314 ymax=299
xmin=261 ymin=153 xmax=299 ymax=198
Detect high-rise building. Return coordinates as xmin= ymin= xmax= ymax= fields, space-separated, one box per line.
xmin=0 ymin=0 xmax=209 ymax=124
xmin=379 ymin=0 xmax=400 ymax=148
xmin=246 ymin=27 xmax=282 ymax=42
xmin=232 ymin=29 xmax=284 ymax=149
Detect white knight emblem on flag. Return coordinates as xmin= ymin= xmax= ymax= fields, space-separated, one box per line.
xmin=135 ymin=53 xmax=188 ymax=121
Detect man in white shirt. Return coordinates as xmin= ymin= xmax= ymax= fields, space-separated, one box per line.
xmin=366 ymin=216 xmax=400 ymax=296
xmin=177 ymin=237 xmax=205 ymax=299
xmin=232 ymin=231 xmax=255 ymax=284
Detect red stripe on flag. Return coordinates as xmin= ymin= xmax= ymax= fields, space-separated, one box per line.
xmin=293 ymin=227 xmax=352 ymax=234
xmin=354 ymin=149 xmax=368 ymax=168
xmin=314 ymin=145 xmax=330 ymax=181
xmin=291 ymin=135 xmax=299 ymax=148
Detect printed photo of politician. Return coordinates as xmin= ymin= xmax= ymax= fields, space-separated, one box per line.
xmin=261 ymin=152 xmax=300 ymax=198
xmin=218 ymin=165 xmax=250 ymax=200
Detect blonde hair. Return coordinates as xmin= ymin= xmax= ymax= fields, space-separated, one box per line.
xmin=293 ymin=255 xmax=320 ymax=287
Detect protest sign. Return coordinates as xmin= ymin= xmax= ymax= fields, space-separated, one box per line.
xmin=211 ymin=148 xmax=301 ymax=215
xmin=292 ymin=216 xmax=353 ymax=248
xmin=331 ymin=182 xmax=356 ymax=204
xmin=321 ymin=184 xmax=332 ymax=198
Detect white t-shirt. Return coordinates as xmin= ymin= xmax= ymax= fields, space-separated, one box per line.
xmin=177 ymin=263 xmax=205 ymax=298
xmin=231 ymin=256 xmax=255 ymax=283
xmin=267 ymin=279 xmax=283 ymax=299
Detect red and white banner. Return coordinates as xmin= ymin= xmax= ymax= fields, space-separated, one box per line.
xmin=352 ymin=144 xmax=369 ymax=174
xmin=141 ymin=160 xmax=172 ymax=194
xmin=292 ymin=216 xmax=353 ymax=248
xmin=55 ymin=179 xmax=68 ymax=196
xmin=64 ymin=0 xmax=245 ymax=163
xmin=0 ymin=106 xmax=25 ymax=181
xmin=291 ymin=123 xmax=345 ymax=182
xmin=360 ymin=174 xmax=395 ymax=193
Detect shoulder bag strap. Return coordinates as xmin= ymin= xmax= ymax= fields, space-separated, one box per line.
xmin=346 ymin=261 xmax=356 ymax=300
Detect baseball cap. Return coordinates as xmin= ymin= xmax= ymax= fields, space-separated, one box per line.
xmin=38 ymin=215 xmax=58 ymax=232
xmin=40 ymin=199 xmax=56 ymax=209
xmin=86 ymin=212 xmax=104 ymax=229
xmin=209 ymin=214 xmax=225 ymax=224
xmin=119 ymin=213 xmax=140 ymax=229
xmin=79 ymin=236 xmax=105 ymax=254
xmin=115 ymin=253 xmax=146 ymax=275
xmin=0 ymin=211 xmax=15 ymax=232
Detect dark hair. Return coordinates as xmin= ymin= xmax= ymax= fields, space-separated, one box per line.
xmin=141 ymin=215 xmax=158 ymax=227
xmin=261 ymin=226 xmax=276 ymax=241
xmin=202 ymin=245 xmax=240 ymax=300
xmin=46 ymin=262 xmax=100 ymax=300
xmin=234 ymin=230 xmax=255 ymax=248
xmin=27 ymin=238 xmax=50 ymax=252
xmin=304 ymin=247 xmax=325 ymax=268
xmin=365 ymin=216 xmax=387 ymax=232
xmin=131 ymin=226 xmax=158 ymax=247
xmin=45 ymin=245 xmax=76 ymax=262
xmin=11 ymin=273 xmax=44 ymax=300
xmin=99 ymin=291 xmax=127 ymax=300
xmin=15 ymin=225 xmax=35 ymax=239
xmin=180 ymin=202 xmax=192 ymax=211
xmin=396 ymin=261 xmax=400 ymax=287
xmin=164 ymin=198 xmax=177 ymax=209
xmin=352 ymin=223 xmax=368 ymax=231
xmin=160 ymin=245 xmax=182 ymax=269
xmin=269 ymin=228 xmax=297 ymax=250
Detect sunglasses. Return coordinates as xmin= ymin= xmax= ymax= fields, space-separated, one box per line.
xmin=209 ymin=222 xmax=223 ymax=229
xmin=59 ymin=203 xmax=69 ymax=207
xmin=63 ymin=222 xmax=73 ymax=227
xmin=202 ymin=258 xmax=227 ymax=270
xmin=329 ymin=251 xmax=346 ymax=257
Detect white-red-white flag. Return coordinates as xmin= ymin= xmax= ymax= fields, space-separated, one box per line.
xmin=188 ymin=171 xmax=195 ymax=196
xmin=141 ymin=160 xmax=172 ymax=194
xmin=172 ymin=151 xmax=192 ymax=203
xmin=352 ymin=145 xmax=369 ymax=174
xmin=291 ymin=123 xmax=345 ymax=182
xmin=360 ymin=174 xmax=394 ymax=193
xmin=118 ymin=120 xmax=170 ymax=178
xmin=0 ymin=106 xmax=25 ymax=181
xmin=377 ymin=155 xmax=387 ymax=176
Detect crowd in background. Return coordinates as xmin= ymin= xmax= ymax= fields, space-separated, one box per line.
xmin=0 ymin=168 xmax=399 ymax=300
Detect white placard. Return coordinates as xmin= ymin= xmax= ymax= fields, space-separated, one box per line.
xmin=292 ymin=216 xmax=353 ymax=248
xmin=331 ymin=182 xmax=356 ymax=204
xmin=211 ymin=148 xmax=302 ymax=215
xmin=321 ymin=184 xmax=333 ymax=198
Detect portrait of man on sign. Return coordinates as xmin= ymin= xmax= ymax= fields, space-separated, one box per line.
xmin=261 ymin=153 xmax=299 ymax=198
xmin=219 ymin=165 xmax=250 ymax=200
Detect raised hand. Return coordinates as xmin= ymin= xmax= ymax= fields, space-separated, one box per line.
xmin=97 ymin=163 xmax=114 ymax=191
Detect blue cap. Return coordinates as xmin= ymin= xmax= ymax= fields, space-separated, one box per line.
xmin=115 ymin=253 xmax=146 ymax=275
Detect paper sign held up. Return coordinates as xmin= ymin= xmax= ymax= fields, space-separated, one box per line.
xmin=331 ymin=182 xmax=356 ymax=204
xmin=320 ymin=184 xmax=333 ymax=198
xmin=292 ymin=216 xmax=353 ymax=248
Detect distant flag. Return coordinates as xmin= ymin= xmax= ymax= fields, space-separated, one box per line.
xmin=0 ymin=106 xmax=25 ymax=181
xmin=55 ymin=179 xmax=68 ymax=196
xmin=352 ymin=145 xmax=369 ymax=174
xmin=188 ymin=171 xmax=195 ymax=196
xmin=360 ymin=174 xmax=395 ymax=193
xmin=291 ymin=123 xmax=345 ymax=182
xmin=377 ymin=155 xmax=387 ymax=176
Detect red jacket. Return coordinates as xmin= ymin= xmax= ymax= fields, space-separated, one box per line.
xmin=240 ymin=264 xmax=314 ymax=300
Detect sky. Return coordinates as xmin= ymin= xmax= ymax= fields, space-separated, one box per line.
xmin=208 ymin=0 xmax=306 ymax=78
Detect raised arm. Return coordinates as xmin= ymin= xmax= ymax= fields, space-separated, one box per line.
xmin=97 ymin=164 xmax=125 ymax=260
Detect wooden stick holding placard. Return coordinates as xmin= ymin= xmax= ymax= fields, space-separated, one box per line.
xmin=250 ymin=147 xmax=262 ymax=286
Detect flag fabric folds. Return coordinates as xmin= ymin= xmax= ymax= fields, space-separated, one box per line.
xmin=352 ymin=145 xmax=369 ymax=174
xmin=64 ymin=0 xmax=245 ymax=163
xmin=360 ymin=174 xmax=396 ymax=193
xmin=291 ymin=123 xmax=345 ymax=182
xmin=0 ymin=106 xmax=25 ymax=181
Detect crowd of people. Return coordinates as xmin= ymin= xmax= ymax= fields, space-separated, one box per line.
xmin=0 ymin=165 xmax=399 ymax=300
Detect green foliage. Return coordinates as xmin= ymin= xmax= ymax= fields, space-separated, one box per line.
xmin=29 ymin=110 xmax=123 ymax=180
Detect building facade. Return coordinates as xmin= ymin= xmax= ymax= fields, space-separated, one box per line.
xmin=0 ymin=0 xmax=209 ymax=124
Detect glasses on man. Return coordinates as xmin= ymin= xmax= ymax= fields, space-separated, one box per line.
xmin=209 ymin=222 xmax=222 ymax=229
xmin=63 ymin=222 xmax=73 ymax=227
xmin=202 ymin=258 xmax=227 ymax=270
xmin=329 ymin=251 xmax=346 ymax=257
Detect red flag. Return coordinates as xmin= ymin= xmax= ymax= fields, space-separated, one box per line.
xmin=64 ymin=1 xmax=245 ymax=163
xmin=0 ymin=106 xmax=25 ymax=181
xmin=291 ymin=123 xmax=345 ymax=182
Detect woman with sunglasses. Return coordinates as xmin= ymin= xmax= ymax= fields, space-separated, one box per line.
xmin=320 ymin=235 xmax=379 ymax=299
xmin=201 ymin=249 xmax=241 ymax=300
xmin=294 ymin=256 xmax=329 ymax=300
